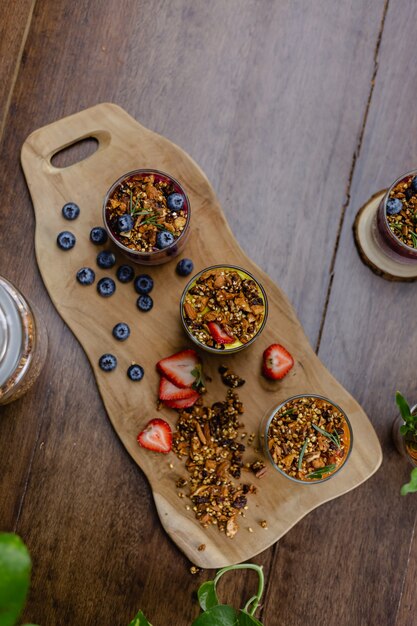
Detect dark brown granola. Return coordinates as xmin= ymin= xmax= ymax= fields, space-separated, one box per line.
xmin=218 ymin=365 xmax=245 ymax=388
xmin=182 ymin=267 xmax=266 ymax=350
xmin=386 ymin=177 xmax=417 ymax=248
xmin=172 ymin=389 xmax=258 ymax=538
xmin=266 ymin=396 xmax=351 ymax=481
xmin=105 ymin=173 xmax=188 ymax=252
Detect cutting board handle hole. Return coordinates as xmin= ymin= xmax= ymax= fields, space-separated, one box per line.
xmin=50 ymin=136 xmax=99 ymax=168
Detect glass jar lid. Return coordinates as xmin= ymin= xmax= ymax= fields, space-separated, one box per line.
xmin=0 ymin=283 xmax=23 ymax=388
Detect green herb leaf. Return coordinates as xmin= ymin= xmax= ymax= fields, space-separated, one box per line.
xmin=400 ymin=424 xmax=411 ymax=436
xmin=298 ymin=438 xmax=309 ymax=471
xmin=311 ymin=423 xmax=340 ymax=449
xmin=307 ymin=464 xmax=336 ymax=479
xmin=396 ymin=391 xmax=412 ymax=422
xmin=198 ymin=581 xmax=219 ymax=611
xmin=191 ymin=364 xmax=205 ymax=390
xmin=238 ymin=610 xmax=264 ymax=626
xmin=0 ymin=533 xmax=31 ymax=626
xmin=411 ymin=231 xmax=417 ymax=249
xmin=279 ymin=408 xmax=295 ymax=418
xmin=191 ymin=604 xmax=238 ymax=626
xmin=401 ymin=467 xmax=417 ymax=495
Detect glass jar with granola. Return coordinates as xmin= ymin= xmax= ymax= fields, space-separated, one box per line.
xmin=0 ymin=277 xmax=48 ymax=405
xmin=180 ymin=265 xmax=268 ymax=354
xmin=103 ymin=169 xmax=190 ymax=265
xmin=374 ymin=170 xmax=417 ymax=263
xmin=261 ymin=394 xmax=353 ymax=483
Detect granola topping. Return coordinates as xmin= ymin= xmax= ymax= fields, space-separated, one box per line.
xmin=266 ymin=396 xmax=351 ymax=482
xmin=182 ymin=267 xmax=266 ymax=350
xmin=386 ymin=176 xmax=417 ymax=248
xmin=105 ymin=172 xmax=188 ymax=253
xmin=172 ymin=389 xmax=260 ymax=538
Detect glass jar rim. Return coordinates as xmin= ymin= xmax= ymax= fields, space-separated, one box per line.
xmin=380 ymin=169 xmax=417 ymax=254
xmin=102 ymin=168 xmax=191 ymax=258
xmin=263 ymin=393 xmax=353 ymax=485
xmin=179 ymin=264 xmax=268 ymax=354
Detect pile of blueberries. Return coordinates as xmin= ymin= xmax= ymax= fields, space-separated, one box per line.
xmin=57 ymin=202 xmax=194 ymax=379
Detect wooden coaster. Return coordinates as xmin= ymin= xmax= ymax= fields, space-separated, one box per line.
xmin=353 ymin=191 xmax=417 ymax=282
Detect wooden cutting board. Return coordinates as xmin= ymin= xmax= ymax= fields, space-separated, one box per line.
xmin=21 ymin=103 xmax=382 ymax=568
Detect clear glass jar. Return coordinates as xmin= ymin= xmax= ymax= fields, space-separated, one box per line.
xmin=103 ymin=169 xmax=191 ymax=265
xmin=374 ymin=170 xmax=417 ymax=264
xmin=392 ymin=409 xmax=417 ymax=467
xmin=0 ymin=277 xmax=48 ymax=405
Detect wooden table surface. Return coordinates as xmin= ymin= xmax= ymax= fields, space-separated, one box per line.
xmin=1 ymin=1 xmax=416 ymax=624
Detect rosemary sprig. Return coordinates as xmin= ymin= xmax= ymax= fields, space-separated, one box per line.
xmin=298 ymin=438 xmax=309 ymax=471
xmin=307 ymin=464 xmax=336 ymax=480
xmin=128 ymin=189 xmax=145 ymax=216
xmin=279 ymin=408 xmax=295 ymax=418
xmin=391 ymin=223 xmax=403 ymax=232
xmin=312 ymin=423 xmax=340 ymax=449
xmin=410 ymin=231 xmax=417 ymax=249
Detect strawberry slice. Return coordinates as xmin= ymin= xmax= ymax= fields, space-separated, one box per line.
xmin=207 ymin=322 xmax=235 ymax=344
xmin=159 ymin=376 xmax=198 ymax=401
xmin=137 ymin=418 xmax=172 ymax=454
xmin=163 ymin=393 xmax=199 ymax=409
xmin=262 ymin=344 xmax=294 ymax=380
xmin=156 ymin=349 xmax=200 ymax=388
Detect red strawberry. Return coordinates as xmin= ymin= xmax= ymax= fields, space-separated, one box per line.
xmin=163 ymin=393 xmax=199 ymax=409
xmin=137 ymin=418 xmax=172 ymax=454
xmin=207 ymin=322 xmax=235 ymax=344
xmin=159 ymin=376 xmax=198 ymax=401
xmin=156 ymin=349 xmax=200 ymax=388
xmin=262 ymin=344 xmax=294 ymax=380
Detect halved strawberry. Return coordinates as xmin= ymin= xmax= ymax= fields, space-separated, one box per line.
xmin=156 ymin=349 xmax=200 ymax=388
xmin=262 ymin=344 xmax=294 ymax=380
xmin=159 ymin=376 xmax=198 ymax=401
xmin=207 ymin=322 xmax=235 ymax=344
xmin=163 ymin=393 xmax=199 ymax=409
xmin=137 ymin=418 xmax=172 ymax=454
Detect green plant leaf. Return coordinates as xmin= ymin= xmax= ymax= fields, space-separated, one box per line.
xmin=198 ymin=581 xmax=219 ymax=611
xmin=396 ymin=392 xmax=412 ymax=422
xmin=401 ymin=467 xmax=417 ymax=496
xmin=127 ymin=609 xmax=153 ymax=626
xmin=238 ymin=610 xmax=264 ymax=625
xmin=0 ymin=533 xmax=31 ymax=626
xmin=400 ymin=424 xmax=411 ymax=436
xmin=191 ymin=604 xmax=238 ymax=626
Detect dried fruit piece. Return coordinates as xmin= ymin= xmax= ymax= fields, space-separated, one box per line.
xmin=137 ymin=418 xmax=172 ymax=454
xmin=262 ymin=344 xmax=294 ymax=380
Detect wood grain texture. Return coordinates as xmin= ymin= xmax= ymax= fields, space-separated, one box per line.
xmin=0 ymin=0 xmax=35 ymax=140
xmin=21 ymin=103 xmax=381 ymax=568
xmin=0 ymin=0 xmax=407 ymax=624
xmin=262 ymin=1 xmax=417 ymax=625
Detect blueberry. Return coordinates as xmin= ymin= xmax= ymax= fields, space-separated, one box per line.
xmin=90 ymin=227 xmax=108 ymax=245
xmin=97 ymin=277 xmax=116 ymax=297
xmin=127 ymin=364 xmax=144 ymax=381
xmin=116 ymin=264 xmax=135 ymax=283
xmin=137 ymin=295 xmax=153 ymax=312
xmin=57 ymin=231 xmax=76 ymax=250
xmin=62 ymin=202 xmax=80 ymax=220
xmin=167 ymin=193 xmax=185 ymax=211
xmin=405 ymin=187 xmax=414 ymax=201
xmin=76 ymin=267 xmax=95 ymax=285
xmin=118 ymin=214 xmax=134 ymax=232
xmin=134 ymin=274 xmax=154 ymax=295
xmin=386 ymin=198 xmax=403 ymax=215
xmin=99 ymin=353 xmax=117 ymax=372
xmin=112 ymin=322 xmax=130 ymax=341
xmin=176 ymin=258 xmax=194 ymax=277
xmin=156 ymin=230 xmax=175 ymax=249
xmin=97 ymin=250 xmax=116 ymax=269
xmin=410 ymin=176 xmax=417 ymax=193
